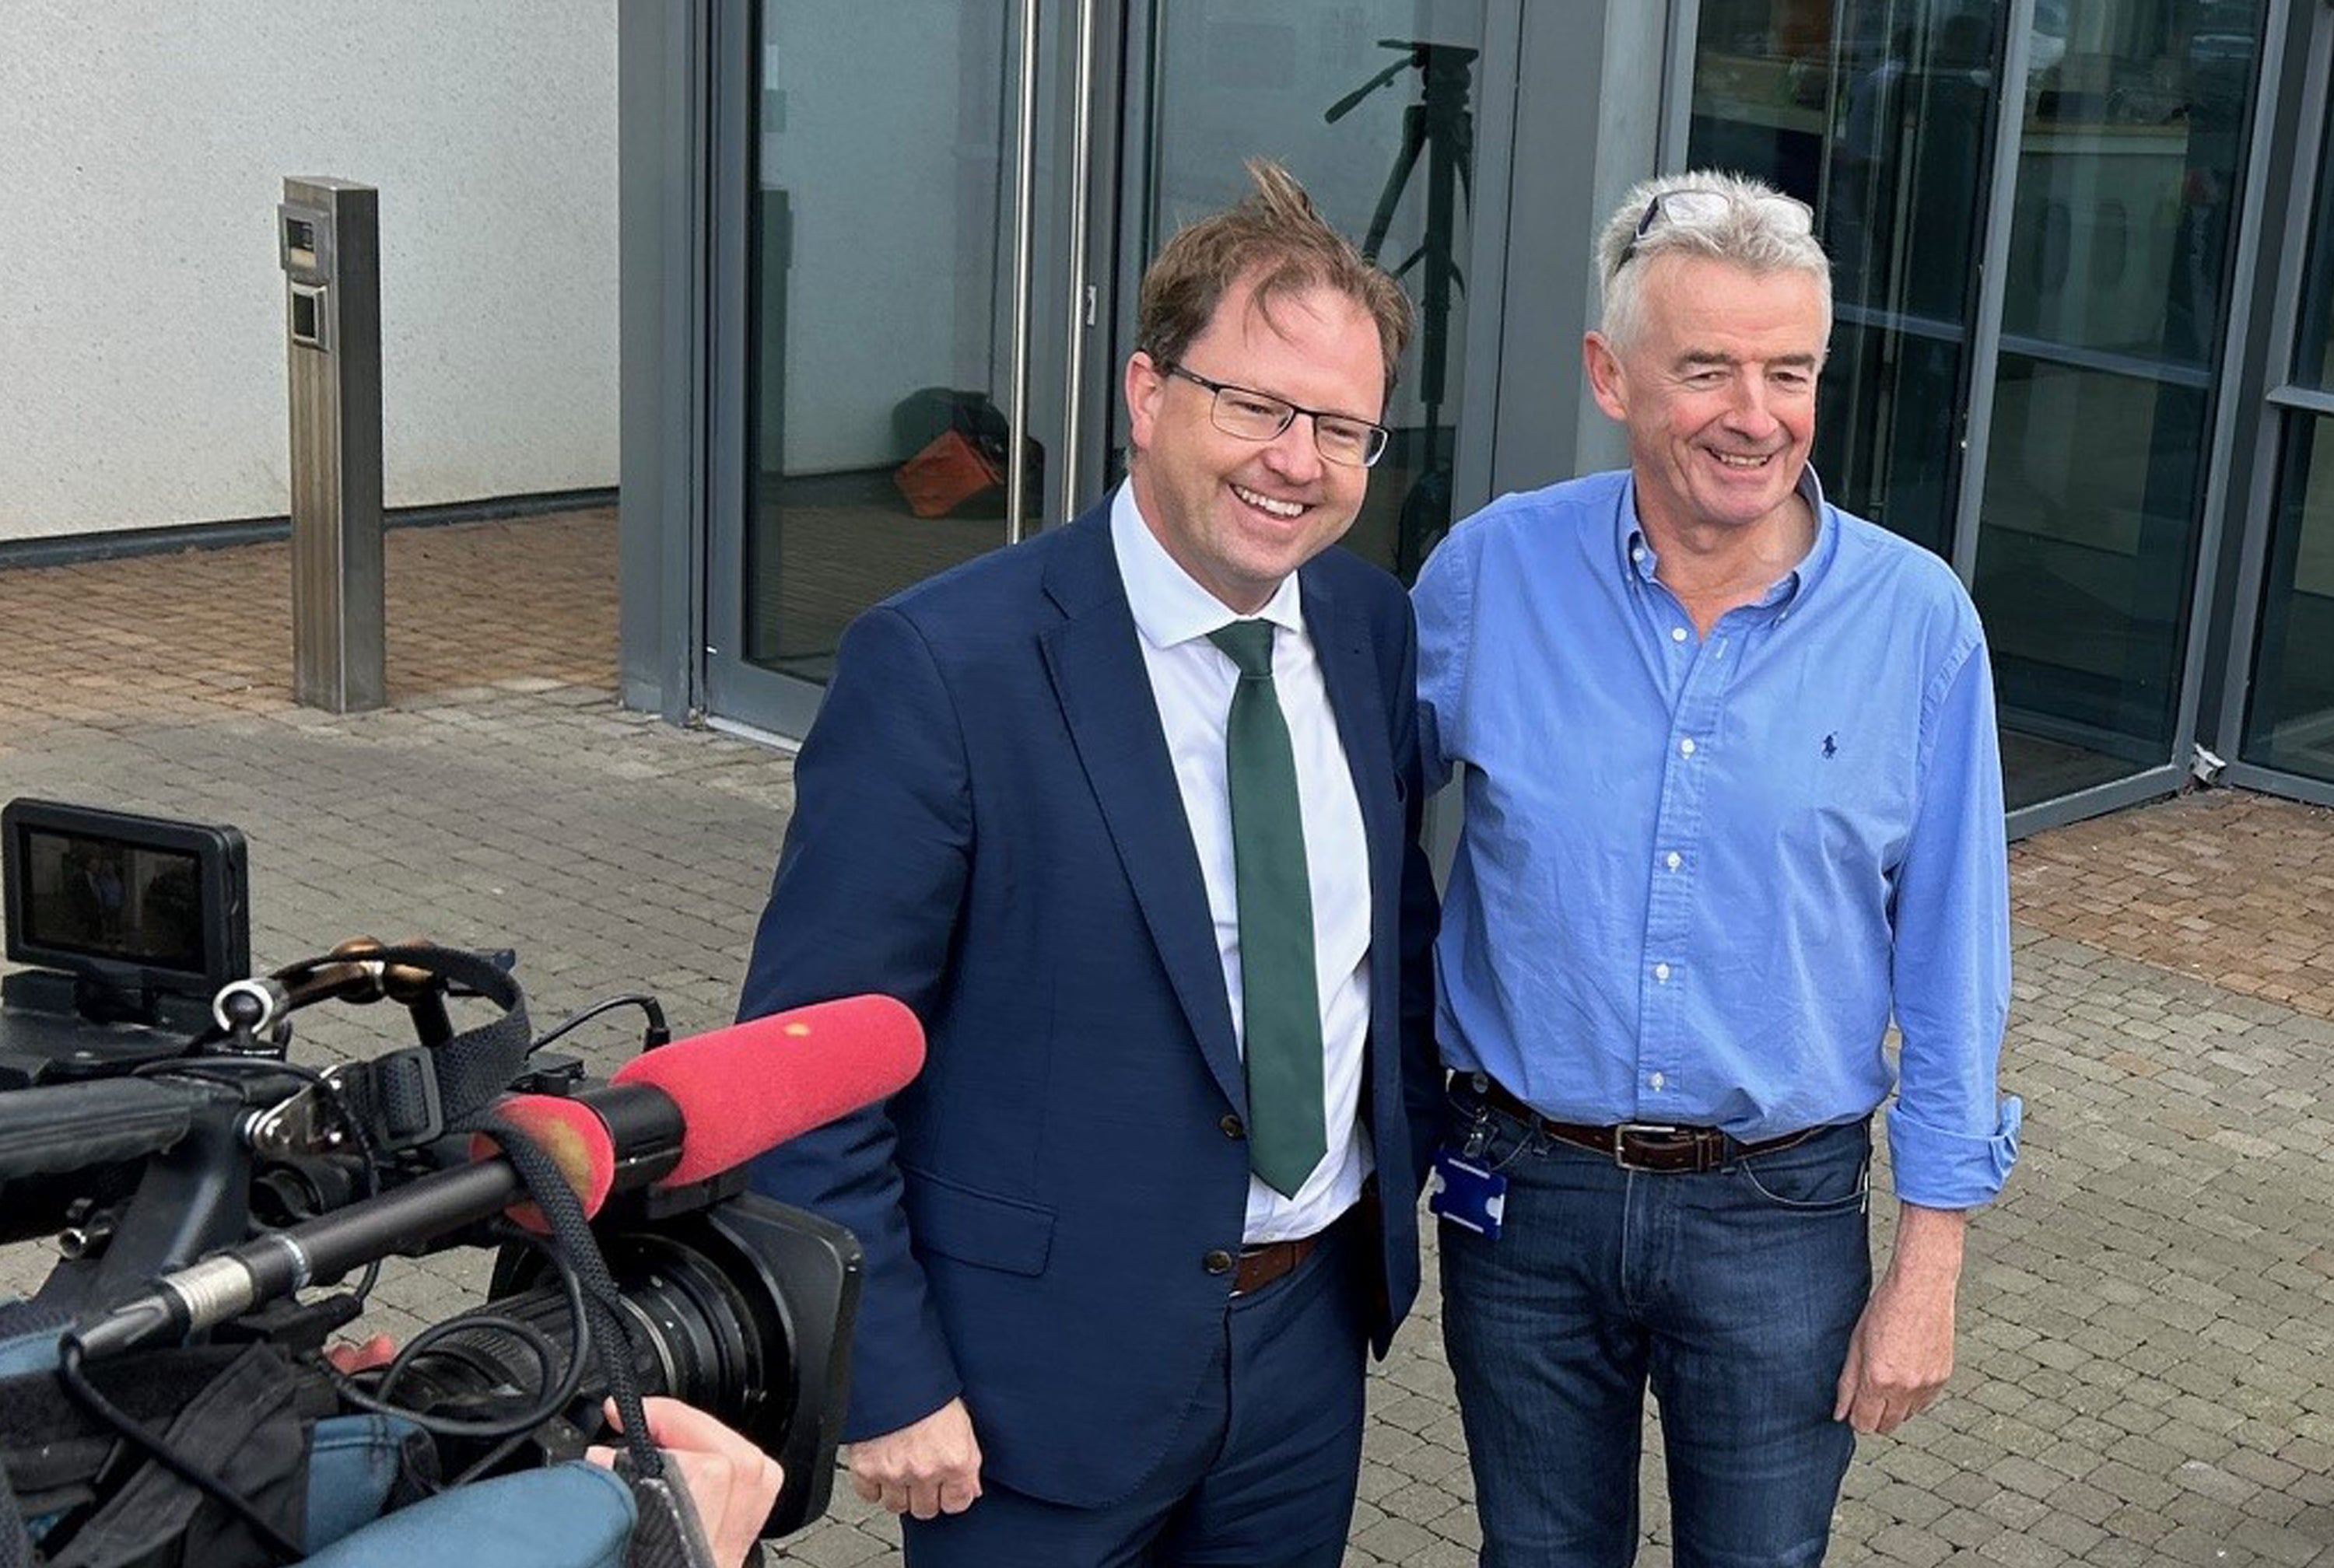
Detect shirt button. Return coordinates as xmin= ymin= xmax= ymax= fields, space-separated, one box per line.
xmin=1654 ymin=962 xmax=1672 ymax=983
xmin=1631 ymin=546 xmax=1645 ymax=563
xmin=1671 ymin=626 xmax=1688 ymax=642
xmin=1679 ymin=737 xmax=1697 ymax=757
xmin=1665 ymin=851 xmax=1682 ymax=871
xmin=1649 ymin=1071 xmax=1666 ymax=1090
xmin=1220 ymin=1114 xmax=1246 ymax=1139
xmin=1203 ymin=1248 xmax=1236 ymax=1276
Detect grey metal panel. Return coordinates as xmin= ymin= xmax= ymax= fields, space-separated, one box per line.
xmin=1488 ymin=0 xmax=1667 ymax=498
xmin=2264 ymin=383 xmax=2334 ymax=416
xmin=2219 ymin=760 xmax=2334 ymax=810
xmin=1447 ymin=0 xmax=1522 ymax=521
xmin=1946 ymin=0 xmax=2038 ymax=586
xmin=2003 ymin=764 xmax=2188 ymax=843
xmin=282 ymin=177 xmax=384 ymax=714
xmin=618 ymin=0 xmax=710 ymax=720
xmin=1658 ymin=0 xmax=1701 ymax=169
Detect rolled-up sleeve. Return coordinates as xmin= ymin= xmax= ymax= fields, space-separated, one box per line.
xmin=1886 ymin=635 xmax=2020 ymax=1209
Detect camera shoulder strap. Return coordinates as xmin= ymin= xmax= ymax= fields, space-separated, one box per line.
xmin=317 ymin=946 xmax=534 ymax=1153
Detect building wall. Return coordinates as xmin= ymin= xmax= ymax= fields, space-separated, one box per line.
xmin=0 ymin=1 xmax=618 ymax=543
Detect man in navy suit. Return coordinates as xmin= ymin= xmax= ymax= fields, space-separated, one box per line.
xmin=738 ymin=161 xmax=1439 ymax=1566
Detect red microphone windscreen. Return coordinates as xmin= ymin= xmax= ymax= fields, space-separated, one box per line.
xmin=473 ymin=1094 xmax=619 ymax=1230
xmin=611 ymin=994 xmax=924 ymax=1187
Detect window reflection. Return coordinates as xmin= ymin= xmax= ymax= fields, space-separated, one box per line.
xmin=1689 ymin=0 xmax=1999 ymax=557
xmin=1144 ymin=5 xmax=1484 ymax=582
xmin=2006 ymin=0 xmax=2255 ymax=368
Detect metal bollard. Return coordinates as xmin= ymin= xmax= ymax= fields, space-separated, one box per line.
xmin=278 ymin=177 xmax=384 ymax=713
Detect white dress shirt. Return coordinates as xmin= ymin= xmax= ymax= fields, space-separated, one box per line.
xmin=1109 ymin=482 xmax=1372 ymax=1245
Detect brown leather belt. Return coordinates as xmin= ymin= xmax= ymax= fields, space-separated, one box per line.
xmin=1470 ymin=1075 xmax=1824 ymax=1174
xmin=1232 ymin=1233 xmax=1323 ymax=1296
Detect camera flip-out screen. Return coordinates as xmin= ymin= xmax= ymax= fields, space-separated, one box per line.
xmin=2 ymin=799 xmax=249 ymax=997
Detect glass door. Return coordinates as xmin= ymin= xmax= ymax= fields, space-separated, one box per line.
xmin=705 ymin=2 xmax=1095 ymax=735
xmin=2223 ymin=4 xmax=2334 ymax=805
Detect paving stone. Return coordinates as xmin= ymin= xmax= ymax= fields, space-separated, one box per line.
xmin=13 ymin=529 xmax=2334 ymax=1565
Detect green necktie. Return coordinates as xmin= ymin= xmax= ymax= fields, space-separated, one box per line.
xmin=1207 ymin=618 xmax=1327 ymax=1197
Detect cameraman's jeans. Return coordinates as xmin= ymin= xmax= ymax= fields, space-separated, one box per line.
xmin=1438 ymin=1081 xmax=1872 ymax=1567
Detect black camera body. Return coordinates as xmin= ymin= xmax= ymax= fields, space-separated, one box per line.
xmin=0 ymin=801 xmax=861 ymax=1547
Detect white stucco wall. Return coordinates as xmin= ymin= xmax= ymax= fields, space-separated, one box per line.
xmin=0 ymin=2 xmax=618 ymax=542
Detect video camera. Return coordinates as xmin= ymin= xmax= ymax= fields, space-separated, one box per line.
xmin=0 ymin=800 xmax=899 ymax=1563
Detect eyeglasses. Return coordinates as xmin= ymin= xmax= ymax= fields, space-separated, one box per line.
xmin=1616 ymin=188 xmax=1814 ymax=270
xmin=1157 ymin=361 xmax=1392 ymax=469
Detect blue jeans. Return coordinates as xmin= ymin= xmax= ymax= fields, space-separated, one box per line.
xmin=1438 ymin=1078 xmax=1873 ymax=1567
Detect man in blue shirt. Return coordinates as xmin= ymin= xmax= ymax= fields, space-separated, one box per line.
xmin=1412 ymin=170 xmax=2020 ymax=1565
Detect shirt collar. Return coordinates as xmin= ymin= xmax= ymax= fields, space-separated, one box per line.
xmin=1110 ymin=480 xmax=1305 ymax=650
xmin=1614 ymin=464 xmax=1838 ymax=612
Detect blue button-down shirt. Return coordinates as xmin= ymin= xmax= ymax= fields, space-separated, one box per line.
xmin=1414 ymin=468 xmax=2019 ymax=1208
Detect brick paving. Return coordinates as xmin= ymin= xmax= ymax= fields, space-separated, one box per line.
xmin=4 ymin=518 xmax=2334 ymax=1564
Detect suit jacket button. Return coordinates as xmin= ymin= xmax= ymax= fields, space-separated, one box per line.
xmin=1203 ymin=1248 xmax=1235 ymax=1276
xmin=1219 ymin=1114 xmax=1245 ymax=1139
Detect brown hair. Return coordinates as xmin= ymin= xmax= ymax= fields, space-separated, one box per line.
xmin=1134 ymin=159 xmax=1414 ymax=394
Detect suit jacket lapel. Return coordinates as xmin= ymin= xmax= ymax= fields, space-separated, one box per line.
xmin=1039 ymin=512 xmax=1249 ymax=1116
xmin=1303 ymin=562 xmax=1401 ymax=982
xmin=1302 ymin=559 xmax=1405 ymax=1158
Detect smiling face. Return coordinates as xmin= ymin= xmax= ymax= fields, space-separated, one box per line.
xmin=1584 ymin=253 xmax=1826 ymax=548
xmin=1123 ymin=273 xmax=1386 ymax=614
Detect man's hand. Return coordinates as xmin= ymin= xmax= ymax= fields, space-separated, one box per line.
xmin=1833 ymin=1203 xmax=1968 ymax=1434
xmin=587 ymin=1397 xmax=785 ymax=1568
xmin=847 ymin=1397 xmax=983 ymax=1519
xmin=324 ymin=1334 xmax=397 ymax=1374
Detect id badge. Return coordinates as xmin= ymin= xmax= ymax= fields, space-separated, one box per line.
xmin=1427 ymin=1143 xmax=1508 ymax=1240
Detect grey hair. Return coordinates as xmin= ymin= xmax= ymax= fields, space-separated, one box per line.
xmin=1594 ymin=169 xmax=1833 ymax=352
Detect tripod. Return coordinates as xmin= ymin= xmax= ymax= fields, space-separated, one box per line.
xmin=1327 ymin=39 xmax=1477 ymax=579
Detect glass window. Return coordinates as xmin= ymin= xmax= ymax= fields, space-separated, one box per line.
xmin=745 ymin=4 xmax=1028 ymax=685
xmin=1973 ymin=0 xmax=2262 ymax=809
xmin=1689 ymin=0 xmax=2002 ymax=558
xmin=1141 ymin=4 xmax=1486 ymax=580
xmin=2242 ymin=415 xmax=2334 ymax=782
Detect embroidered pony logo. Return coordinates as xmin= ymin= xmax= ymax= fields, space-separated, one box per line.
xmin=1821 ymin=733 xmax=1838 ymax=759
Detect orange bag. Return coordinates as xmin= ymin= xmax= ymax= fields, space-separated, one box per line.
xmin=893 ymin=427 xmax=1003 ymax=519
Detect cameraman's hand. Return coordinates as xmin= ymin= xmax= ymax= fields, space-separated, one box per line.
xmin=587 ymin=1397 xmax=783 ymax=1568
xmin=324 ymin=1334 xmax=397 ymax=1374
xmin=848 ymin=1396 xmax=982 ymax=1518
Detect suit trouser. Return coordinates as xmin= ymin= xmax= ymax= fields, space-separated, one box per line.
xmin=901 ymin=1220 xmax=1368 ymax=1568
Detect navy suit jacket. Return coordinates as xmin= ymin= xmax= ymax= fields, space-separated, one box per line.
xmin=739 ymin=502 xmax=1440 ymax=1508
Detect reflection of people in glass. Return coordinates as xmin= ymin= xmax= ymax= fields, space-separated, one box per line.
xmin=1829 ymin=6 xmax=1993 ymax=322
xmin=2164 ymin=0 xmax=2253 ymax=364
xmin=58 ymin=844 xmax=129 ymax=950
xmin=138 ymin=860 xmax=202 ymax=969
